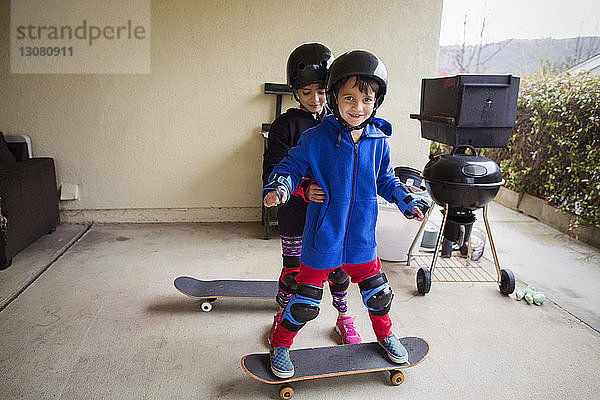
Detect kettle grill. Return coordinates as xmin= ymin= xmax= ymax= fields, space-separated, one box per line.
xmin=409 ymin=74 xmax=520 ymax=295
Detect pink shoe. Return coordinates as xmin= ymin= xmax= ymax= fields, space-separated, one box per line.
xmin=335 ymin=315 xmax=362 ymax=344
xmin=268 ymin=311 xmax=282 ymax=345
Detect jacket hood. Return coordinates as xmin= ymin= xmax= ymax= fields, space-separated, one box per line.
xmin=367 ymin=117 xmax=392 ymax=137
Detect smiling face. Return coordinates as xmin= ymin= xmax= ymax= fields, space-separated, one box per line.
xmin=296 ymin=83 xmax=326 ymax=115
xmin=336 ymin=76 xmax=376 ymax=128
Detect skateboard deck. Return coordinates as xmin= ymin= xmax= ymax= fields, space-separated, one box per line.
xmin=242 ymin=337 xmax=429 ymax=399
xmin=173 ymin=276 xmax=278 ymax=311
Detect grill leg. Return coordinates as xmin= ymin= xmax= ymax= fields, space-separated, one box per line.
xmin=406 ymin=204 xmax=434 ymax=266
xmin=482 ymin=205 xmax=502 ymax=283
xmin=429 ymin=204 xmax=449 ymax=278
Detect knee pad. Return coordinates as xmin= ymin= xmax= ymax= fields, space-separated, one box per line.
xmin=281 ymin=284 xmax=323 ymax=332
xmin=279 ymin=259 xmax=300 ymax=293
xmin=328 ymin=268 xmax=349 ymax=293
xmin=358 ymin=273 xmax=394 ymax=316
xmin=281 ymin=272 xmax=298 ymax=293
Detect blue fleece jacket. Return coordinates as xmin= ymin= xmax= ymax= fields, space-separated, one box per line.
xmin=268 ymin=115 xmax=410 ymax=269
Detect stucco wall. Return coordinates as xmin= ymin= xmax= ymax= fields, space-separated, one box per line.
xmin=0 ymin=0 xmax=443 ymax=222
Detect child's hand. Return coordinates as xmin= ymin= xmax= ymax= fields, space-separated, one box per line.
xmin=412 ymin=205 xmax=427 ymax=222
xmin=263 ymin=174 xmax=292 ymax=207
xmin=306 ymin=183 xmax=326 ymax=203
xmin=395 ymin=191 xmax=430 ymax=221
xmin=264 ymin=189 xmax=287 ymax=207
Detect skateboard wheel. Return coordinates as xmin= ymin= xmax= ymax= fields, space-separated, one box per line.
xmin=279 ymin=385 xmax=294 ymax=399
xmin=201 ymin=302 xmax=213 ymax=312
xmin=390 ymin=370 xmax=404 ymax=386
xmin=416 ymin=267 xmax=431 ymax=295
xmin=499 ymin=268 xmax=515 ymax=295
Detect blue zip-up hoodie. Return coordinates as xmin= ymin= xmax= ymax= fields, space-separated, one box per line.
xmin=269 ymin=115 xmax=409 ymax=269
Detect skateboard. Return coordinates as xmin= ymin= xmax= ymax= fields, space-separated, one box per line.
xmin=173 ymin=276 xmax=278 ymax=312
xmin=241 ymin=336 xmax=430 ymax=399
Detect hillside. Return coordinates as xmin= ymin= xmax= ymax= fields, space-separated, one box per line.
xmin=438 ymin=36 xmax=600 ymax=76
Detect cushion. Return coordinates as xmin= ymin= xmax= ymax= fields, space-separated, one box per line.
xmin=0 ymin=133 xmax=17 ymax=165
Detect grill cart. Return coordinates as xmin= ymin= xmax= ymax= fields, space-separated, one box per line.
xmin=409 ymin=74 xmax=520 ymax=295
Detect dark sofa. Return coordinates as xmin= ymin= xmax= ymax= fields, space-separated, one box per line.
xmin=0 ymin=133 xmax=59 ymax=269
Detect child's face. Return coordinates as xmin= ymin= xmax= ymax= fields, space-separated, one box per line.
xmin=336 ymin=77 xmax=376 ymax=128
xmin=297 ymin=83 xmax=326 ymax=114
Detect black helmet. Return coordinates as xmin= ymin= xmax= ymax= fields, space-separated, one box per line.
xmin=326 ymin=50 xmax=388 ymax=128
xmin=287 ymin=43 xmax=334 ymax=91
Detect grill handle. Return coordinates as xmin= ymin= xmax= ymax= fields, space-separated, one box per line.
xmin=462 ymin=82 xmax=511 ymax=88
xmin=409 ymin=113 xmax=456 ymax=126
xmin=452 ymin=145 xmax=478 ymax=156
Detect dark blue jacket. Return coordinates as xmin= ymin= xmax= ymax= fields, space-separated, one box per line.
xmin=270 ymin=115 xmax=407 ymax=269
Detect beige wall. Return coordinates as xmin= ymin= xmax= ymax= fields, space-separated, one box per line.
xmin=0 ymin=0 xmax=442 ymax=222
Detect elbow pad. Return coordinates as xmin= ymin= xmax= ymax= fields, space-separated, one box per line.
xmin=262 ymin=174 xmax=293 ymax=204
xmin=392 ymin=184 xmax=430 ymax=219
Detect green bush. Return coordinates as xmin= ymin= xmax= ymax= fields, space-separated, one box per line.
xmin=484 ymin=71 xmax=600 ymax=227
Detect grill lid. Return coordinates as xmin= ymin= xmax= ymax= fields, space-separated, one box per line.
xmin=422 ymin=145 xmax=504 ymax=186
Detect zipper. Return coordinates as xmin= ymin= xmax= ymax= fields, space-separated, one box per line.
xmin=342 ymin=135 xmax=362 ymax=264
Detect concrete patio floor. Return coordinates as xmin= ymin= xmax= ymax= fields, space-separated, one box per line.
xmin=0 ymin=202 xmax=599 ymax=399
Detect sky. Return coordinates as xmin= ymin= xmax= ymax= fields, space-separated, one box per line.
xmin=439 ymin=0 xmax=600 ymax=46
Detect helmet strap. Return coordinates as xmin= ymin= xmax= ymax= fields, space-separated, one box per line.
xmin=298 ymin=103 xmax=322 ymax=119
xmin=334 ymin=108 xmax=377 ymax=132
xmin=334 ymin=118 xmax=370 ymax=148
xmin=331 ymin=90 xmax=379 ymax=132
xmin=335 ymin=126 xmax=344 ymax=148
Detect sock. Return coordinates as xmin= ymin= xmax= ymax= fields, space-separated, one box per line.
xmin=331 ymin=291 xmax=348 ymax=314
xmin=276 ymin=289 xmax=293 ymax=309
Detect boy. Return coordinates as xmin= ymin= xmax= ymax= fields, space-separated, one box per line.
xmin=263 ymin=50 xmax=429 ymax=378
xmin=263 ymin=43 xmax=361 ymax=346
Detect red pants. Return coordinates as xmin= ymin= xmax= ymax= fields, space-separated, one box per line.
xmin=271 ymin=258 xmax=392 ymax=348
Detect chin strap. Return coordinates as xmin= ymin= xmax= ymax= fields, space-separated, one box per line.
xmin=335 ymin=126 xmax=344 ymax=148
xmin=299 ymin=104 xmax=326 ymax=122
xmin=334 ymin=118 xmax=371 ymax=148
xmin=334 ymin=108 xmax=378 ymax=148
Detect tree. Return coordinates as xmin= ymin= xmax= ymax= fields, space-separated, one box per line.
xmin=452 ymin=1 xmax=512 ymax=73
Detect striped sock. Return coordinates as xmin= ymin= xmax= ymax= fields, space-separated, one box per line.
xmin=276 ymin=289 xmax=293 ymax=309
xmin=331 ymin=291 xmax=348 ymax=313
xmin=280 ymin=235 xmax=302 ymax=258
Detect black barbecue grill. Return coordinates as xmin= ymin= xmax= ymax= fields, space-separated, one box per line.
xmin=410 ymin=74 xmax=519 ymax=148
xmin=408 ymin=74 xmax=520 ymax=295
